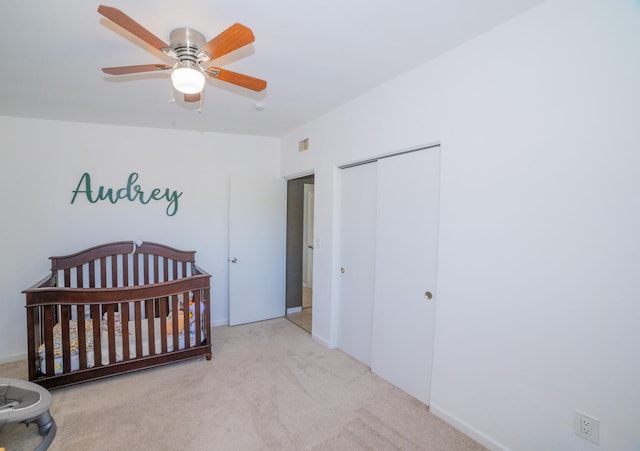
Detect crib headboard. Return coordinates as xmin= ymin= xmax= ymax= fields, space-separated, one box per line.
xmin=49 ymin=241 xmax=199 ymax=289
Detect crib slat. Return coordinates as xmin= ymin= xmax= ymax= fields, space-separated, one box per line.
xmin=76 ymin=265 xmax=83 ymax=288
xmin=134 ymin=301 xmax=143 ymax=358
xmin=100 ymin=256 xmax=107 ymax=288
xmin=159 ymin=297 xmax=168 ymax=354
xmin=106 ymin=304 xmax=116 ymax=364
xmin=183 ymin=292 xmax=190 ymax=350
xmin=122 ymin=253 xmax=129 ymax=287
xmin=44 ymin=306 xmax=54 ymax=376
xmin=91 ymin=305 xmax=102 ymax=366
xmin=153 ymin=254 xmax=159 ymax=284
xmin=77 ymin=305 xmax=87 ymax=370
xmin=60 ymin=305 xmax=71 ymax=374
xmin=88 ymin=262 xmax=96 ymax=288
xmin=204 ymin=287 xmax=211 ymax=344
xmin=26 ymin=305 xmax=37 ymax=380
xmin=193 ymin=291 xmax=202 ymax=347
xmin=133 ymin=254 xmax=140 ymax=286
xmin=121 ymin=302 xmax=130 ymax=361
xmin=144 ymin=254 xmax=150 ymax=285
xmin=146 ymin=299 xmax=155 ymax=355
xmin=171 ymin=296 xmax=179 ymax=351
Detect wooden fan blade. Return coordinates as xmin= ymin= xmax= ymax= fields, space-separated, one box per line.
xmin=206 ymin=68 xmax=266 ymax=92
xmin=184 ymin=93 xmax=201 ymax=103
xmin=98 ymin=5 xmax=170 ymax=52
xmin=197 ymin=24 xmax=255 ymax=62
xmin=102 ymin=64 xmax=172 ymax=75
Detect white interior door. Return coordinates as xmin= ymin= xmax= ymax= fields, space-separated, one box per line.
xmin=337 ymin=163 xmax=377 ymax=366
xmin=371 ymin=148 xmax=440 ymax=404
xmin=229 ymin=176 xmax=286 ymax=326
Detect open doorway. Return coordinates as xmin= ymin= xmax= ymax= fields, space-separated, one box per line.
xmin=285 ymin=174 xmax=315 ymax=333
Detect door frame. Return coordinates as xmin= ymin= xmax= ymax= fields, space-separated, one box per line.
xmin=285 ymin=174 xmax=315 ymax=316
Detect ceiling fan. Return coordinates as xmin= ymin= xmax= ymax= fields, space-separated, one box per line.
xmin=97 ymin=5 xmax=266 ymax=105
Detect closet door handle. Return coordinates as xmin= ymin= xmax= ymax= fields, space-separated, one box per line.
xmin=231 ymin=257 xmax=238 ymax=263
xmin=424 ymin=291 xmax=433 ymax=300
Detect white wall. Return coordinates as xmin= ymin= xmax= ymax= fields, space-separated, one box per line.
xmin=280 ymin=0 xmax=640 ymax=449
xmin=0 ymin=117 xmax=280 ymax=361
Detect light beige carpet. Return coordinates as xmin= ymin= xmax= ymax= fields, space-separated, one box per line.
xmin=1 ymin=318 xmax=484 ymax=451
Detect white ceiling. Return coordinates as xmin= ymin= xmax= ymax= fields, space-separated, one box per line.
xmin=0 ymin=1 xmax=547 ymax=137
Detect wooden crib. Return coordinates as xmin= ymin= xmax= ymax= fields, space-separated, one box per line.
xmin=23 ymin=241 xmax=212 ymax=389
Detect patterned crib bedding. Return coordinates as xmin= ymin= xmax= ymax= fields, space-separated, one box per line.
xmin=38 ymin=312 xmax=203 ymax=375
xmin=37 ymin=319 xmax=95 ymax=360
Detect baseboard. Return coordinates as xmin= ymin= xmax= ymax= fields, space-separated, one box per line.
xmin=0 ymin=352 xmax=27 ymax=364
xmin=212 ymin=319 xmax=229 ymax=327
xmin=311 ymin=333 xmax=329 ymax=348
xmin=429 ymin=402 xmax=509 ymax=451
xmin=287 ymin=306 xmax=302 ymax=314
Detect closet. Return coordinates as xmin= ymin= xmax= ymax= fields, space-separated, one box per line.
xmin=337 ymin=146 xmax=440 ymax=404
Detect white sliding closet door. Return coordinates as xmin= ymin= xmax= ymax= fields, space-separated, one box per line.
xmin=371 ymin=148 xmax=440 ymax=404
xmin=337 ymin=162 xmax=377 ymax=366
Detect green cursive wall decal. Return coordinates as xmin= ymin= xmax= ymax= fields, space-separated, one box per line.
xmin=71 ymin=172 xmax=183 ymax=216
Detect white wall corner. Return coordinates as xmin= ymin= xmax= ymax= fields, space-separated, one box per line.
xmin=311 ymin=333 xmax=330 ymax=348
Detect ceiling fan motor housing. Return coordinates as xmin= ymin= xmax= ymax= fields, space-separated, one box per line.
xmin=169 ymin=27 xmax=206 ymax=70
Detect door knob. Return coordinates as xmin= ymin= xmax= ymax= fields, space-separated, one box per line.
xmin=340 ymin=267 xmax=345 ymax=273
xmin=424 ymin=291 xmax=433 ymax=300
xmin=231 ymin=257 xmax=238 ymax=263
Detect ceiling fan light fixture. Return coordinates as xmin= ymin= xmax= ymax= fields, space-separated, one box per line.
xmin=171 ymin=67 xmax=205 ymax=94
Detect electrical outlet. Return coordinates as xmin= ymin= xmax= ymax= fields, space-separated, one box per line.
xmin=575 ymin=411 xmax=599 ymax=445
